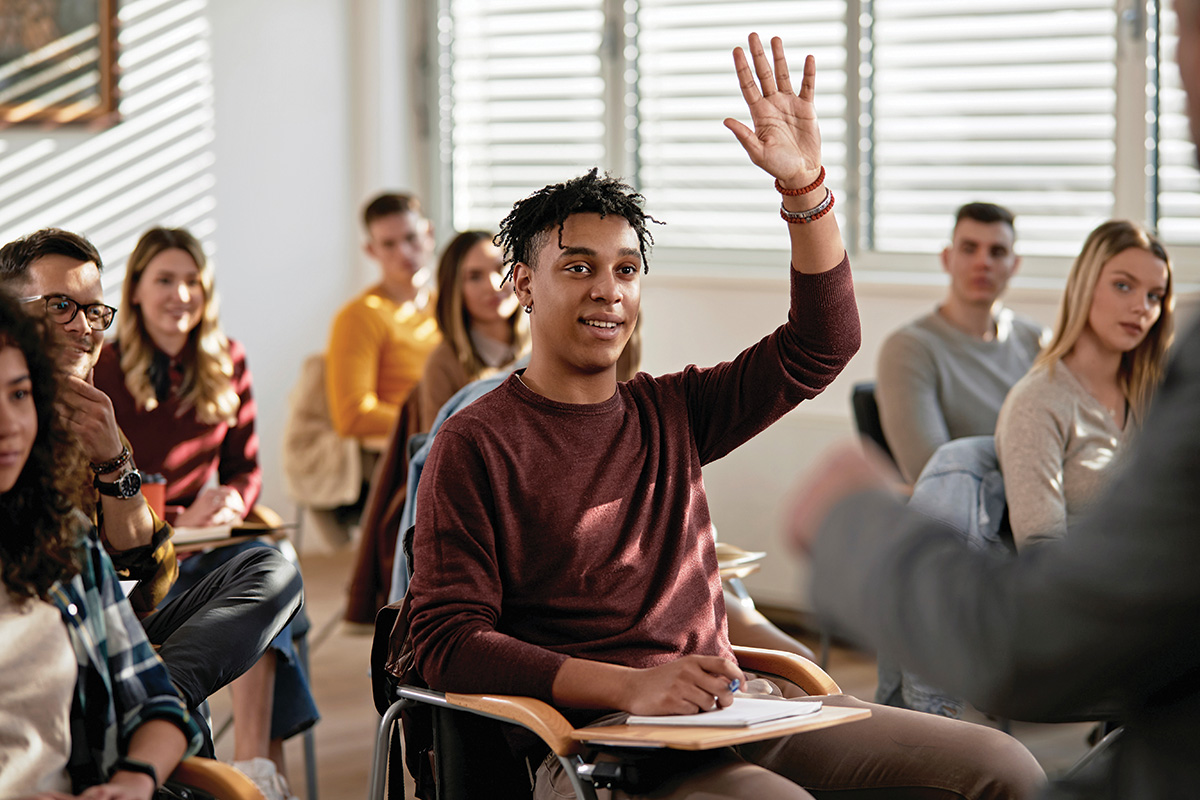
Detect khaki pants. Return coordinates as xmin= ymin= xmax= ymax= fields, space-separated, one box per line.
xmin=533 ymin=694 xmax=1044 ymax=800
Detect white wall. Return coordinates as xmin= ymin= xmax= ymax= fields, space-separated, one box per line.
xmin=207 ymin=0 xmax=357 ymax=521
xmin=208 ymin=0 xmax=431 ymax=527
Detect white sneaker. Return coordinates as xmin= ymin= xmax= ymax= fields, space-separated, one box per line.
xmin=233 ymin=757 xmax=299 ymax=800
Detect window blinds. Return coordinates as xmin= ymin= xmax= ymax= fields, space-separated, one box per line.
xmin=445 ymin=0 xmax=608 ymax=232
xmin=869 ymin=0 xmax=1119 ymax=257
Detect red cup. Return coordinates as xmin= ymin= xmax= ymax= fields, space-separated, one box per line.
xmin=141 ymin=480 xmax=166 ymax=519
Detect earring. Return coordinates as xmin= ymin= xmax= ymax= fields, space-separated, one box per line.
xmin=524 ymin=303 xmax=533 ymax=314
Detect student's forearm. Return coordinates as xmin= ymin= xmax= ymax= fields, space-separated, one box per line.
xmin=782 ymin=180 xmax=846 ymax=274
xmin=110 ymin=719 xmax=188 ymax=797
xmin=100 ymin=493 xmax=157 ymax=551
xmin=552 ymin=658 xmax=637 ymax=711
xmin=552 ymin=655 xmax=743 ymax=716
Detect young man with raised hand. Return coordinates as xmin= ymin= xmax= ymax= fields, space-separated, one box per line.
xmin=407 ymin=33 xmax=1043 ymax=799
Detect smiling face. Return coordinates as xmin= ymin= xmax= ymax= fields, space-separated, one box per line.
xmin=514 ymin=213 xmax=642 ymax=382
xmin=1081 ymin=247 xmax=1170 ymax=357
xmin=0 ymin=346 xmax=37 ymax=494
xmin=460 ymin=239 xmax=518 ymax=326
xmin=941 ymin=219 xmax=1020 ymax=309
xmin=132 ymin=247 xmax=206 ymax=352
xmin=20 ymin=254 xmax=105 ymax=379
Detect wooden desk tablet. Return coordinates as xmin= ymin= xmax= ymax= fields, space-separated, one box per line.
xmin=569 ymin=705 xmax=871 ymax=750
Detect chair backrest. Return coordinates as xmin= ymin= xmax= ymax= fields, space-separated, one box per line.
xmin=850 ymin=381 xmax=894 ymax=463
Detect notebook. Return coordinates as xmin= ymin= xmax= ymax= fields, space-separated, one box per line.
xmin=625 ymin=696 xmax=822 ymax=728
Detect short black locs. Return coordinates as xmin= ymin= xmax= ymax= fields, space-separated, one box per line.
xmin=495 ymin=168 xmax=662 ymax=284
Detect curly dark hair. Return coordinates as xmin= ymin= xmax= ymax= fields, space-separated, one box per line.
xmin=0 ymin=289 xmax=85 ymax=601
xmin=495 ymin=168 xmax=662 ymax=283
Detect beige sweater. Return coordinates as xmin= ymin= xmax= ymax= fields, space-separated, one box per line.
xmin=0 ymin=589 xmax=75 ymax=796
xmin=995 ymin=360 xmax=1131 ymax=549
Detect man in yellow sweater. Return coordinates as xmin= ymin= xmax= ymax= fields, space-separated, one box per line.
xmin=326 ymin=193 xmax=442 ymax=443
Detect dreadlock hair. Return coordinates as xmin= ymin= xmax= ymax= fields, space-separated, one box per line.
xmin=0 ymin=288 xmax=86 ymax=602
xmin=495 ymin=168 xmax=661 ymax=283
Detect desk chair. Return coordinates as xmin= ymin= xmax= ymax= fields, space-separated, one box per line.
xmin=850 ymin=381 xmax=894 ymax=464
xmin=369 ymin=597 xmax=851 ymax=800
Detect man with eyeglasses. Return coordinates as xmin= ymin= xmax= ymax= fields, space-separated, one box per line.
xmin=0 ymin=228 xmax=303 ymax=768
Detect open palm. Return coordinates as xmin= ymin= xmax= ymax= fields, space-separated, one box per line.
xmin=724 ymin=33 xmax=823 ymax=187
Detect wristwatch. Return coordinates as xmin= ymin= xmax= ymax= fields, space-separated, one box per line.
xmin=94 ymin=468 xmax=143 ymax=499
xmin=109 ymin=755 xmax=158 ymax=787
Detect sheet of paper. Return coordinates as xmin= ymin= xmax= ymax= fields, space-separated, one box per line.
xmin=626 ymin=696 xmax=822 ymax=728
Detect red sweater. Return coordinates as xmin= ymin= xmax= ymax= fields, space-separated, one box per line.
xmin=94 ymin=340 xmax=262 ymax=522
xmin=408 ymin=257 xmax=859 ymax=705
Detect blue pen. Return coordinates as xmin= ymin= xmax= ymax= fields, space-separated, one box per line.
xmin=729 ymin=678 xmax=740 ymax=693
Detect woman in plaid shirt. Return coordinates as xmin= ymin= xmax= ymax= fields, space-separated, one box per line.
xmin=0 ymin=290 xmax=203 ymax=799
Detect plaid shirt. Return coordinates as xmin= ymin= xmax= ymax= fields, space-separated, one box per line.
xmin=48 ymin=514 xmax=204 ymax=790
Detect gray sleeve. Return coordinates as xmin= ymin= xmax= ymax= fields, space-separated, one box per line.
xmin=810 ymin=320 xmax=1200 ymax=722
xmin=994 ymin=377 xmax=1070 ymax=549
xmin=876 ymin=330 xmax=948 ymax=483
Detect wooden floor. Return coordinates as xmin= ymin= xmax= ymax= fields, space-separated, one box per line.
xmin=208 ymin=547 xmax=1095 ymax=799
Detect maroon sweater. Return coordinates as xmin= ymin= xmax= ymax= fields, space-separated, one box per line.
xmin=95 ymin=340 xmax=262 ymax=523
xmin=408 ymin=256 xmax=859 ymax=705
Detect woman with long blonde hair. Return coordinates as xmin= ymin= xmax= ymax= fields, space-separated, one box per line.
xmin=93 ymin=227 xmax=317 ymax=800
xmin=98 ymin=227 xmax=248 ymax=524
xmin=996 ymin=219 xmax=1174 ymax=549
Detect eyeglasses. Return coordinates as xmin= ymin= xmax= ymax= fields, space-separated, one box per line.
xmin=20 ymin=294 xmax=117 ymax=331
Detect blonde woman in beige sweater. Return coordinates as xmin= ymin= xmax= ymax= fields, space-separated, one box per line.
xmin=996 ymin=220 xmax=1174 ymax=549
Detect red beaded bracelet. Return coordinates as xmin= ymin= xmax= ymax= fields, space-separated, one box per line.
xmin=775 ymin=166 xmax=825 ymax=196
xmin=780 ymin=188 xmax=835 ymax=224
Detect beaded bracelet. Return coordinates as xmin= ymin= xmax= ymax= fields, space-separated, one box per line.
xmin=90 ymin=444 xmax=131 ymax=475
xmin=775 ymin=166 xmax=825 ymax=196
xmin=780 ymin=188 xmax=835 ymax=225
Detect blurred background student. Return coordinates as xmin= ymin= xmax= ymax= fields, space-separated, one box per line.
xmin=417 ymin=230 xmax=529 ymax=428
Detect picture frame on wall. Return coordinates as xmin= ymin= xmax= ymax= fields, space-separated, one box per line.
xmin=0 ymin=0 xmax=119 ymax=126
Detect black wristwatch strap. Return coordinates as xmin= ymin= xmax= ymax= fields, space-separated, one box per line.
xmin=111 ymin=755 xmax=158 ymax=787
xmin=94 ymin=468 xmax=142 ymax=499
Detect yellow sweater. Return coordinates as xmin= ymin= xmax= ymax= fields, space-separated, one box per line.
xmin=325 ymin=286 xmax=441 ymax=439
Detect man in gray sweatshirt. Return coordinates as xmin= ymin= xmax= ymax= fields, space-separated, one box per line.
xmin=875 ymin=203 xmax=1046 ymax=484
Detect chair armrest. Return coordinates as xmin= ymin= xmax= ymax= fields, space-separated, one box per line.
xmin=170 ymin=757 xmax=265 ymax=799
xmin=245 ymin=504 xmax=286 ymax=528
xmin=733 ymin=645 xmax=841 ymax=696
xmin=445 ymin=692 xmax=583 ymax=757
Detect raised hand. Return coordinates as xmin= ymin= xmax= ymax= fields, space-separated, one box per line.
xmin=724 ymin=33 xmax=822 ymax=190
